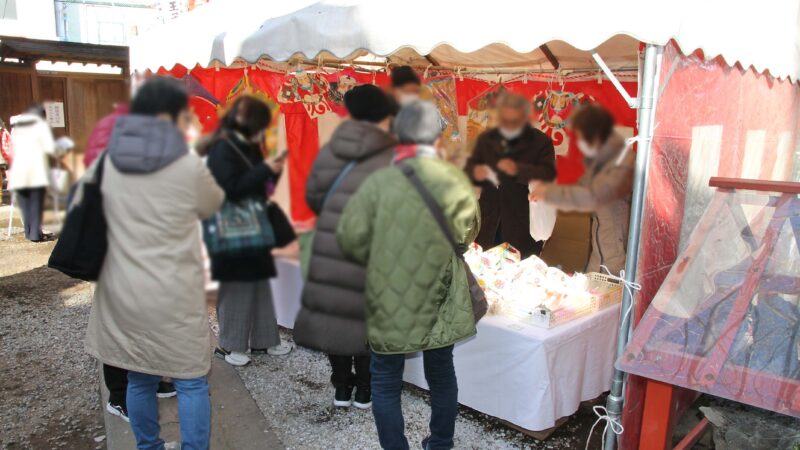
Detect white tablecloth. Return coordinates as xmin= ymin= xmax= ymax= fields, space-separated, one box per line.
xmin=402 ymin=305 xmax=621 ymax=431
xmin=269 ymin=257 xmax=304 ymax=329
xmin=263 ymin=258 xmax=620 ymax=431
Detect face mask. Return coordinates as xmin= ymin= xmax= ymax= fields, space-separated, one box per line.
xmin=185 ymin=125 xmax=200 ymax=144
xmin=250 ymin=130 xmax=266 ymax=145
xmin=577 ymin=139 xmax=598 ymax=158
xmin=397 ymin=93 xmax=419 ymax=106
xmin=499 ymin=126 xmax=524 ymax=140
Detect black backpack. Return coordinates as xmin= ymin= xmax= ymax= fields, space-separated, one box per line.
xmin=48 ymin=154 xmax=108 ymax=281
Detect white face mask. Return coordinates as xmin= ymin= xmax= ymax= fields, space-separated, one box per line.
xmin=397 ymin=93 xmax=420 ymax=106
xmin=577 ymin=139 xmax=598 ymax=158
xmin=499 ymin=126 xmax=524 ymax=140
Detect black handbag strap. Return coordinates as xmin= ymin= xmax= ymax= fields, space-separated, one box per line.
xmin=223 ymin=135 xmax=255 ymax=168
xmin=95 ymin=152 xmax=107 ymax=182
xmin=398 ymin=162 xmax=462 ymax=256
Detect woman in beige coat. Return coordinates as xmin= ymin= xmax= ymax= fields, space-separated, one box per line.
xmin=84 ymin=77 xmax=224 ymax=450
xmin=530 ymin=104 xmax=634 ymax=274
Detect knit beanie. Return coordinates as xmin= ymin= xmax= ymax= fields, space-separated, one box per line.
xmin=344 ymin=84 xmax=392 ymax=123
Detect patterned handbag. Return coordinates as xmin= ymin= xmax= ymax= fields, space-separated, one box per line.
xmin=202 ymin=137 xmax=276 ymax=258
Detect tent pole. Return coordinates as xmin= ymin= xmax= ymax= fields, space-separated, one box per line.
xmin=603 ymin=43 xmax=662 ymax=450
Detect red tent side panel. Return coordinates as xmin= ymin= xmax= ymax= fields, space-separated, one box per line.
xmin=621 ymin=41 xmax=800 ymax=450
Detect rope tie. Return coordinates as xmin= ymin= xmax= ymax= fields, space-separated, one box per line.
xmin=585 ymin=405 xmax=624 ymax=450
xmin=598 ymin=264 xmax=641 ymax=330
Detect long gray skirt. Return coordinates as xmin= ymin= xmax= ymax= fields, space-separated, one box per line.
xmin=217 ymin=279 xmax=280 ymax=352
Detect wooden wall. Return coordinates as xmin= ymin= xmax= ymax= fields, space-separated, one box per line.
xmin=0 ymin=70 xmax=34 ymax=129
xmin=0 ymin=66 xmax=128 ymax=174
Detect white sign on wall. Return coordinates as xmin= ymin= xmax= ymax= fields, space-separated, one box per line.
xmin=43 ymin=102 xmax=65 ymax=128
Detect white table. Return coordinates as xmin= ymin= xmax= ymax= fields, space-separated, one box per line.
xmin=270 ymin=257 xmax=304 ymax=329
xmin=206 ymin=255 xmax=304 ymax=329
xmin=402 ymin=305 xmax=621 ymax=432
xmin=264 ymin=258 xmax=621 ymax=431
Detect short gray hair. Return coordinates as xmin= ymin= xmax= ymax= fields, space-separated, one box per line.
xmin=496 ymin=92 xmax=531 ymax=115
xmin=394 ymin=101 xmax=443 ymax=145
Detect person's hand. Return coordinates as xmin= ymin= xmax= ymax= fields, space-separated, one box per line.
xmin=497 ymin=158 xmax=518 ymax=176
xmin=265 ymin=157 xmax=285 ymax=174
xmin=529 ymin=181 xmax=549 ymax=202
xmin=473 ymin=164 xmax=490 ymax=182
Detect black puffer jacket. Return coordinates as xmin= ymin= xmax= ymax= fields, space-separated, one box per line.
xmin=206 ymin=133 xmax=278 ymax=281
xmin=294 ymin=120 xmax=395 ymax=356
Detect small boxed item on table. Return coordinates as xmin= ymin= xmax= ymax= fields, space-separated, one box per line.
xmin=510 ymin=271 xmax=623 ymax=329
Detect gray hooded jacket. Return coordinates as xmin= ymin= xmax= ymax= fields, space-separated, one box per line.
xmin=294 ymin=120 xmax=396 ymax=356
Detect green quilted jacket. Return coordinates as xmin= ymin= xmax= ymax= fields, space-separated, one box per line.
xmin=337 ymin=157 xmax=481 ymax=354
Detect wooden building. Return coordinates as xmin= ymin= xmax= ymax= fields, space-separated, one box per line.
xmin=0 ymin=36 xmax=129 ymax=174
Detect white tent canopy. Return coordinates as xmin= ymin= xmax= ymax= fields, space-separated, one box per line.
xmin=131 ymin=0 xmax=800 ymax=81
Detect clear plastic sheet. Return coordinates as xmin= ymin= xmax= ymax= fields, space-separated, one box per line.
xmin=465 ymin=84 xmax=506 ymax=152
xmin=619 ymin=188 xmax=800 ymax=417
xmin=621 ymin=41 xmax=800 ymax=447
xmin=423 ymin=77 xmax=462 ymax=162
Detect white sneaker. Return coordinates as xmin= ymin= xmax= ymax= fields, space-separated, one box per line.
xmin=214 ymin=347 xmax=251 ymax=366
xmin=225 ymin=351 xmax=251 ymax=366
xmin=266 ymin=341 xmax=293 ymax=356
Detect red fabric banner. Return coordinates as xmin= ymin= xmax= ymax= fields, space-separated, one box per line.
xmin=282 ymin=102 xmax=320 ymax=224
xmin=164 ymin=64 xmax=639 ymax=222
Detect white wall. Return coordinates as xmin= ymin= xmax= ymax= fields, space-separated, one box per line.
xmin=60 ymin=3 xmax=161 ymax=45
xmin=0 ymin=0 xmax=57 ymax=39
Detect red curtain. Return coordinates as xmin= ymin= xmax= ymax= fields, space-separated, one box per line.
xmin=163 ymin=64 xmax=639 ymax=222
xmin=282 ymin=103 xmax=320 ymax=224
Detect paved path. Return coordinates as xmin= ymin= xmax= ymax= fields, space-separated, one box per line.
xmin=102 ymin=356 xmax=285 ymax=450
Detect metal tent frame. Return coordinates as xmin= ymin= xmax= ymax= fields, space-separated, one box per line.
xmin=593 ymin=43 xmax=663 ymax=450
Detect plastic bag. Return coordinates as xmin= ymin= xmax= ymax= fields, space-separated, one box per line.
xmin=529 ymin=200 xmax=556 ymax=241
xmin=49 ymin=168 xmax=70 ymax=194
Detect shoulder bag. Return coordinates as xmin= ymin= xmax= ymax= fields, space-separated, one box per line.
xmin=398 ymin=162 xmax=488 ymax=323
xmin=301 ymin=160 xmax=357 ymax=279
xmin=202 ymin=137 xmax=276 ymax=257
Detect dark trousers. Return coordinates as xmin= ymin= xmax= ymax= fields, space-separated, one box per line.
xmin=371 ymin=346 xmax=458 ymax=450
xmin=15 ymin=187 xmax=45 ymax=241
xmin=104 ymin=364 xmax=128 ymax=408
xmin=328 ymin=354 xmax=370 ymax=390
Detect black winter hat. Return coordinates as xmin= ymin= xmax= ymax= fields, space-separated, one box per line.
xmin=391 ymin=66 xmax=421 ymax=87
xmin=344 ymin=84 xmax=392 ymax=123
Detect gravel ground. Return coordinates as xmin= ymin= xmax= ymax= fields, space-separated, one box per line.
xmin=0 ymin=231 xmax=105 ymax=450
xmin=0 ymin=201 xmax=604 ymax=450
xmin=230 ymin=327 xmax=606 ymax=450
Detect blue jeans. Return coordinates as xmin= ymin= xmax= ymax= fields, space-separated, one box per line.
xmin=371 ymin=346 xmax=458 ymax=450
xmin=126 ymin=371 xmax=211 ymax=450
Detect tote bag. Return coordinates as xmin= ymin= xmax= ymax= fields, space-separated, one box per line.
xmin=48 ymin=154 xmax=108 ymax=281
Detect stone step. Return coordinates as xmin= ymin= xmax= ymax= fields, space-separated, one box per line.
xmin=100 ymin=357 xmax=284 ymax=450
